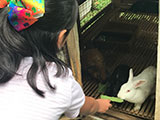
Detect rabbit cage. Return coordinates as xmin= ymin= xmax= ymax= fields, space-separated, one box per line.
xmin=71 ymin=0 xmax=159 ymax=120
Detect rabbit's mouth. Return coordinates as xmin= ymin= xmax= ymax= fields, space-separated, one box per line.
xmin=117 ymin=94 xmax=125 ymax=100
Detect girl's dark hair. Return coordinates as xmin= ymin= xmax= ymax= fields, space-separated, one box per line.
xmin=0 ymin=0 xmax=78 ymax=97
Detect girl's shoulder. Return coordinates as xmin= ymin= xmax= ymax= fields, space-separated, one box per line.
xmin=19 ymin=57 xmax=79 ymax=88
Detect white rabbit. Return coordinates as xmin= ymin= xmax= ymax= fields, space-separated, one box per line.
xmin=117 ymin=66 xmax=156 ymax=111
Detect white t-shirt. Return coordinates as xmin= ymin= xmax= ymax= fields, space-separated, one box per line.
xmin=0 ymin=57 xmax=85 ymax=120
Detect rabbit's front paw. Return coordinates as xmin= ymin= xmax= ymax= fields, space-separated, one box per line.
xmin=133 ymin=103 xmax=141 ymax=111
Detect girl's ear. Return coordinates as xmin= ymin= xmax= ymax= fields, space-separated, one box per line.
xmin=57 ymin=29 xmax=67 ymax=49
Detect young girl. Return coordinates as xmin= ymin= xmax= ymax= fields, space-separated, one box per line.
xmin=0 ymin=0 xmax=112 ymax=119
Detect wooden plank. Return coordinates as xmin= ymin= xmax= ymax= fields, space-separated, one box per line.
xmin=155 ymin=5 xmax=160 ymax=119
xmin=83 ymin=115 xmax=105 ymax=120
xmin=95 ymin=109 xmax=145 ymax=120
xmin=66 ymin=23 xmax=83 ymax=87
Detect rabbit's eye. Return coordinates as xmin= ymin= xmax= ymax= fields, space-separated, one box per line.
xmin=127 ymin=90 xmax=130 ymax=92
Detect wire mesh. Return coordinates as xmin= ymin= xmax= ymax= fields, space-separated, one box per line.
xmin=78 ymin=0 xmax=112 ymax=27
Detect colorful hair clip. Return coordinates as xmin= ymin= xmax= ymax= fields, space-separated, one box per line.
xmin=0 ymin=0 xmax=45 ymax=31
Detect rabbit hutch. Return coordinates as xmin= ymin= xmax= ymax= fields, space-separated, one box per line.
xmin=59 ymin=0 xmax=159 ymax=120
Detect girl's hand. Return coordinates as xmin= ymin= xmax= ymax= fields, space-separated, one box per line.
xmin=96 ymin=99 xmax=112 ymax=113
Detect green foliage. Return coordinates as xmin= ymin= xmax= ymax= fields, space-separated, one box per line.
xmin=98 ymin=83 xmax=107 ymax=93
xmin=80 ymin=0 xmax=111 ymax=27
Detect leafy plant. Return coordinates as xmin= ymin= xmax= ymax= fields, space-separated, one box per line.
xmin=80 ymin=0 xmax=111 ymax=27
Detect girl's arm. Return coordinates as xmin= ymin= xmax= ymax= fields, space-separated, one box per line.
xmin=80 ymin=96 xmax=112 ymax=115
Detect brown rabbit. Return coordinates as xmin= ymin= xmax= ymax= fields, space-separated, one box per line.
xmin=81 ymin=48 xmax=107 ymax=83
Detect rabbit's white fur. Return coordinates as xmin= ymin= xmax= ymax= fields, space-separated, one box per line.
xmin=117 ymin=66 xmax=156 ymax=111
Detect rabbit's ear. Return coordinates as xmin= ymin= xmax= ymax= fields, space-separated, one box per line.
xmin=134 ymin=80 xmax=146 ymax=88
xmin=128 ymin=68 xmax=133 ymax=82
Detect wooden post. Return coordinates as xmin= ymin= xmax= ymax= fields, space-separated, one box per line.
xmin=66 ymin=23 xmax=83 ymax=87
xmin=155 ymin=7 xmax=160 ymax=119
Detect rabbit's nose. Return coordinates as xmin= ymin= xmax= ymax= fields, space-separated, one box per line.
xmin=117 ymin=93 xmax=120 ymax=97
xmin=118 ymin=95 xmax=125 ymax=100
xmin=117 ymin=93 xmax=122 ymax=99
